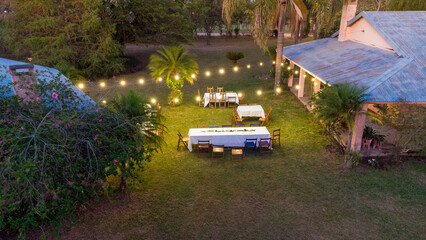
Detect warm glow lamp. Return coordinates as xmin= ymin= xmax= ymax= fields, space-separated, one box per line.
xmin=77 ymin=83 xmax=84 ymax=89
xmin=259 ymin=62 xmax=263 ymax=66
xmin=276 ymin=88 xmax=281 ymax=93
xmin=151 ymin=98 xmax=157 ymax=104
xmin=219 ymin=68 xmax=225 ymax=74
xmin=257 ymin=90 xmax=262 ymax=95
xmin=174 ymin=98 xmax=179 ymax=103
xmin=233 ymin=66 xmax=239 ymax=72
xmin=120 ymin=80 xmax=126 ymax=86
xmin=100 ymin=82 xmax=105 ymax=87
xmin=295 ymin=85 xmax=300 ymax=89
xmin=139 ymin=79 xmax=144 ymax=84
xmin=246 ymin=64 xmax=251 ymax=69
xmin=158 ymin=77 xmax=163 ymax=82
xmin=205 ymin=71 xmax=211 ymax=76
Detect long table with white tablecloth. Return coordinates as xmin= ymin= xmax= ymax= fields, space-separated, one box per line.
xmin=187 ymin=127 xmax=271 ymax=152
xmin=203 ymin=92 xmax=239 ymax=107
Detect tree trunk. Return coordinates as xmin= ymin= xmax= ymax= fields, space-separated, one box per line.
xmin=206 ymin=32 xmax=211 ymax=45
xmin=294 ymin=17 xmax=302 ymax=44
xmin=274 ymin=0 xmax=287 ymax=95
xmin=313 ymin=16 xmax=318 ymax=40
xmin=346 ymin=131 xmax=353 ymax=168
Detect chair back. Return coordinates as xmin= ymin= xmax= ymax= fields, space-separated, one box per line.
xmin=197 ymin=125 xmax=208 ymax=128
xmin=235 ymin=123 xmax=245 ymax=127
xmin=226 ymin=91 xmax=233 ymax=93
xmin=198 ymin=140 xmax=210 ymax=146
xmin=273 ymin=129 xmax=280 ymax=137
xmin=207 ymin=87 xmax=214 ymax=93
xmin=258 ymin=138 xmax=271 ymax=147
xmin=250 ymin=123 xmax=260 ymax=127
xmin=228 ymin=96 xmax=236 ymax=103
xmin=217 ymin=87 xmax=223 ymax=93
xmin=222 ymin=125 xmax=232 ymax=127
xmin=244 ymin=138 xmax=257 ymax=147
xmin=209 ymin=126 xmax=219 ymax=128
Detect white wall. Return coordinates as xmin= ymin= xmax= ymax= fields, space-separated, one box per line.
xmin=347 ymin=18 xmax=394 ymax=51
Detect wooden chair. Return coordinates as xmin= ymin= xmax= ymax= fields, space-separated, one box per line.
xmin=259 ymin=110 xmax=271 ymax=127
xmin=232 ymin=110 xmax=244 ymax=124
xmin=197 ymin=125 xmax=209 ymax=128
xmin=216 ymin=87 xmax=223 ymax=93
xmin=222 ymin=125 xmax=232 ymax=127
xmin=234 ymin=123 xmax=245 ymax=127
xmin=244 ymin=138 xmax=258 ymax=155
xmin=250 ymin=123 xmax=260 ymax=127
xmin=177 ymin=131 xmax=189 ymax=151
xmin=272 ymin=129 xmax=281 ymax=147
xmin=218 ymin=92 xmax=227 ymax=108
xmin=231 ymin=147 xmax=244 ymax=162
xmin=208 ymin=93 xmax=217 ymax=108
xmin=239 ymin=103 xmax=248 ymax=106
xmin=198 ymin=96 xmax=204 ymax=107
xmin=249 ymin=103 xmax=257 ymax=106
xmin=258 ymin=138 xmax=272 ymax=154
xmin=198 ymin=140 xmax=210 ymax=157
xmin=207 ymin=87 xmax=214 ymax=93
xmin=209 ymin=126 xmax=219 ymax=128
xmin=225 ymin=91 xmax=233 ymax=93
xmin=228 ymin=96 xmax=237 ymax=108
xmin=212 ymin=144 xmax=225 ymax=160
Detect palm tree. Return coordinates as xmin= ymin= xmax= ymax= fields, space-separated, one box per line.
xmin=310 ymin=83 xmax=381 ymax=165
xmin=222 ymin=0 xmax=307 ymax=95
xmin=148 ymin=46 xmax=199 ymax=105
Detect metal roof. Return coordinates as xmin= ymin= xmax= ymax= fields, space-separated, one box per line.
xmin=284 ymin=11 xmax=426 ymax=102
xmin=0 ymin=57 xmax=95 ymax=108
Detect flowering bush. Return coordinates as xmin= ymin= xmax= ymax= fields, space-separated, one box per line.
xmin=0 ymin=69 xmax=160 ymax=238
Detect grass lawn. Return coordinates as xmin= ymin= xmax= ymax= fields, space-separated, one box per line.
xmin=61 ymin=37 xmax=425 ymax=240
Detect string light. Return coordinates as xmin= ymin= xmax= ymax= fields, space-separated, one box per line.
xmin=233 ymin=66 xmax=239 ymax=72
xmin=287 ymin=66 xmax=291 ymax=70
xmin=295 ymin=85 xmax=300 ymax=89
xmin=139 ymin=79 xmax=144 ymax=84
xmin=196 ymin=96 xmax=201 ymax=101
xmin=238 ymin=92 xmax=243 ymax=98
xmin=174 ymin=75 xmax=180 ymax=80
xmin=158 ymin=77 xmax=163 ymax=82
xmin=120 ymin=80 xmax=126 ymax=86
xmin=77 ymin=83 xmax=84 ymax=89
xmin=151 ymin=98 xmax=157 ymax=104
xmin=303 ymin=74 xmax=306 ymax=78
xmin=219 ymin=68 xmax=225 ymax=74
xmin=246 ymin=64 xmax=251 ymax=69
xmin=174 ymin=98 xmax=179 ymax=103
xmin=314 ymin=82 xmax=318 ymax=86
xmin=280 ymin=62 xmax=284 ymax=66
xmin=102 ymin=100 xmax=107 ymax=104
xmin=259 ymin=62 xmax=263 ymax=66
xmin=205 ymin=71 xmax=211 ymax=77
xmin=312 ymin=78 xmax=315 ymax=82
xmin=272 ymin=61 xmax=276 ymax=65
xmin=276 ymin=88 xmax=281 ymax=93
xmin=191 ymin=74 xmax=196 ymax=79
xmin=295 ymin=70 xmax=299 ymax=74
xmin=257 ymin=90 xmax=262 ymax=95
xmin=99 ymin=82 xmax=105 ymax=87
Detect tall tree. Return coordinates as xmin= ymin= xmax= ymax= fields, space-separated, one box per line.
xmin=223 ymin=0 xmax=307 ymax=95
xmin=1 ymin=0 xmax=125 ymax=80
xmin=186 ymin=0 xmax=223 ymax=45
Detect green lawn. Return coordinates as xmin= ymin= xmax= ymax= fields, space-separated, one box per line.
xmin=63 ymin=38 xmax=426 ymax=240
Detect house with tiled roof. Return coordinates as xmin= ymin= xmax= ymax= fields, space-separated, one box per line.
xmin=281 ymin=2 xmax=425 ymax=151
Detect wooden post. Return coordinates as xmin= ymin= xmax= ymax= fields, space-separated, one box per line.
xmin=350 ymin=103 xmax=368 ymax=151
xmin=314 ymin=79 xmax=321 ymax=93
xmin=288 ymin=61 xmax=294 ymax=87
xmin=297 ymin=69 xmax=305 ymax=98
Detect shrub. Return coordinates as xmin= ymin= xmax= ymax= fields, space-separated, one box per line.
xmin=0 ymin=71 xmax=159 ymax=238
xmin=226 ymin=52 xmax=244 ymax=65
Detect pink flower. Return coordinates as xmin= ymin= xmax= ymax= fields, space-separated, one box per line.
xmin=137 ymin=147 xmax=141 ymax=151
xmin=93 ymin=135 xmax=98 ymax=141
xmin=51 ymin=92 xmax=58 ymax=99
xmin=26 ymin=84 xmax=30 ymax=88
xmin=49 ymin=126 xmax=52 ymax=130
xmin=20 ymin=126 xmax=25 ymax=130
xmin=36 ymin=97 xmax=41 ymax=101
xmin=0 ymin=141 xmax=3 ymax=145
xmin=47 ymin=115 xmax=52 ymax=118
xmin=113 ymin=160 xmax=117 ymax=163
xmin=121 ymin=185 xmax=125 ymax=190
xmin=99 ymin=119 xmax=102 ymax=123
xmin=28 ymin=58 xmax=32 ymax=61
xmin=72 ymin=96 xmax=76 ymax=100
xmin=8 ymin=71 xmax=11 ymax=75
xmin=155 ymin=149 xmax=158 ymax=153
xmin=43 ymin=170 xmax=46 ymax=174
xmin=71 ymin=226 xmax=74 ymax=230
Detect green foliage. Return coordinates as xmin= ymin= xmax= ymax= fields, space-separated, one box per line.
xmin=0 ymin=72 xmax=158 ymax=237
xmin=267 ymin=45 xmax=277 ymax=61
xmin=109 ymin=0 xmax=193 ymax=45
xmin=379 ymin=102 xmax=426 ymax=152
xmin=363 ymin=126 xmax=385 ymax=142
xmin=148 ymin=46 xmax=198 ymax=105
xmin=387 ymin=0 xmax=426 ymax=10
xmin=186 ymin=0 xmax=223 ymax=37
xmin=167 ymin=89 xmax=183 ymax=107
xmin=226 ymin=51 xmax=244 ymax=65
xmin=1 ymin=0 xmax=125 ymax=79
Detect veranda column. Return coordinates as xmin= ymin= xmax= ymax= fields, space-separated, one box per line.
xmin=297 ymin=68 xmax=305 ymax=98
xmin=350 ymin=103 xmax=368 ymax=151
xmin=313 ymin=79 xmax=321 ymax=93
xmin=288 ymin=61 xmax=294 ymax=87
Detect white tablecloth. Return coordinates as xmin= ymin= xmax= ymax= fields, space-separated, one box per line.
xmin=187 ymin=127 xmax=270 ymax=152
xmin=237 ymin=105 xmax=265 ymax=118
xmin=203 ymin=92 xmax=239 ymax=107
